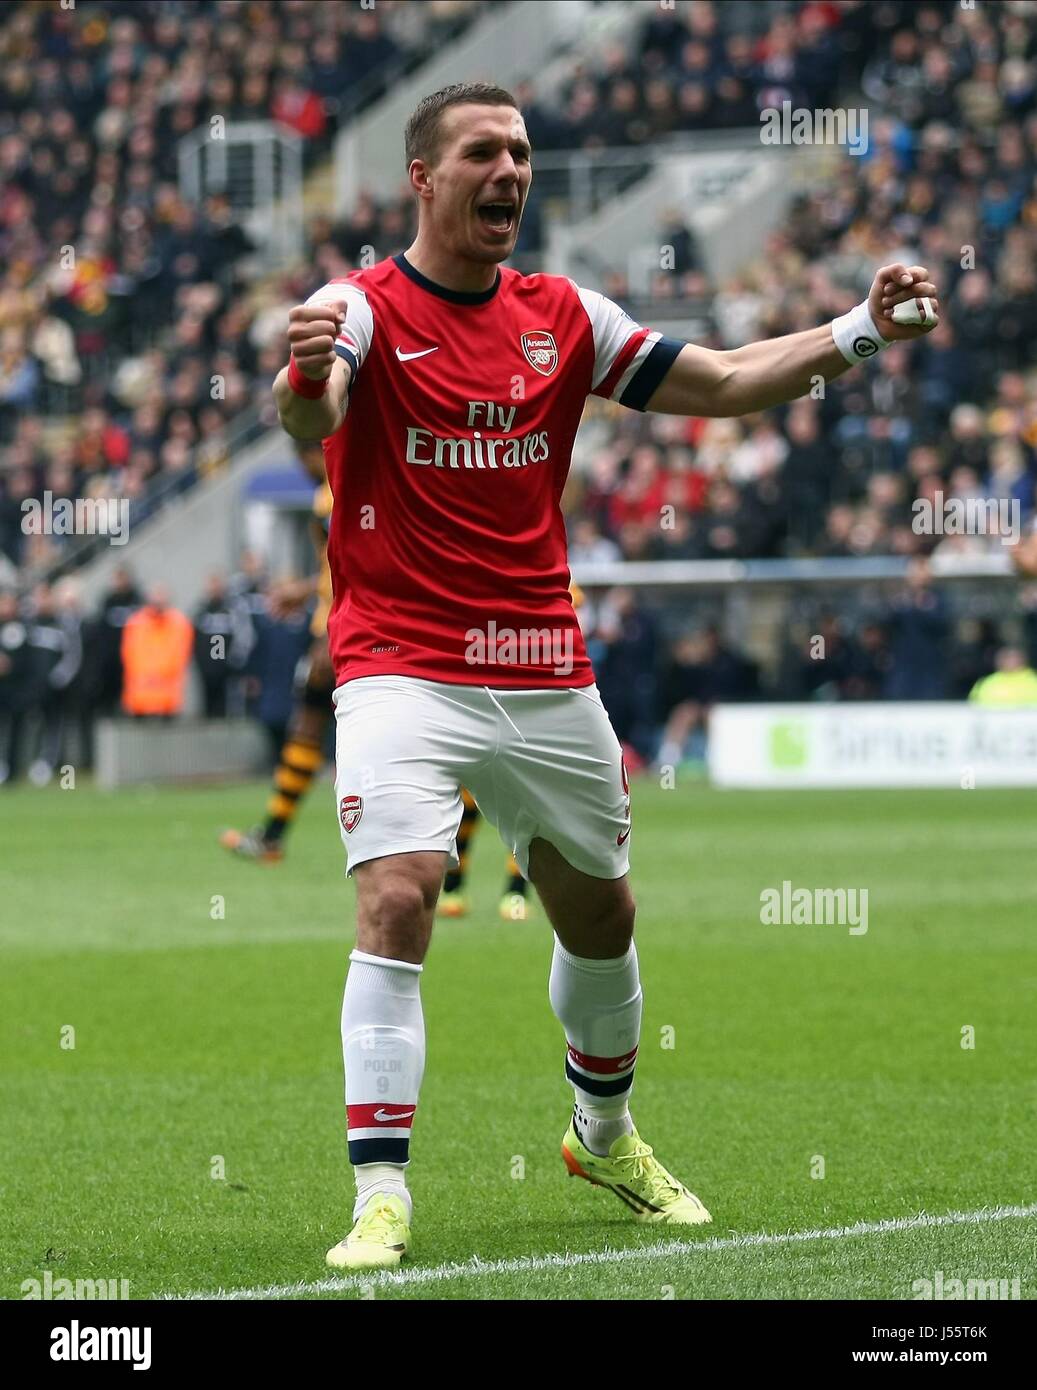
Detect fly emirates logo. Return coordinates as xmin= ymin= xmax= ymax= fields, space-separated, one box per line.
xmin=404 ymin=401 xmax=550 ymax=471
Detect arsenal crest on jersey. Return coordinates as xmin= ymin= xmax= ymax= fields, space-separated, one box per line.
xmin=339 ymin=794 xmax=363 ymax=833
xmin=521 ymin=330 xmax=559 ymax=377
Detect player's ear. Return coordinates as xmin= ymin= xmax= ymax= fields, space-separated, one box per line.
xmin=408 ymin=159 xmax=433 ymax=200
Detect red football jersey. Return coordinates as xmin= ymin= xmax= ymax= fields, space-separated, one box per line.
xmin=306 ymin=253 xmax=682 ymax=688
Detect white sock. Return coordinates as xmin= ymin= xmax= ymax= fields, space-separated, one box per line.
xmin=548 ymin=938 xmax=642 ymax=1156
xmin=354 ymin=1163 xmax=413 ymax=1222
xmin=341 ymin=949 xmax=424 ymax=1219
xmin=572 ymin=1101 xmax=633 ymax=1156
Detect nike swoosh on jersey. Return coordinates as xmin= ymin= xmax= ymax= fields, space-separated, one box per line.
xmin=395 ymin=345 xmax=439 ymax=361
xmin=617 ymin=827 xmax=631 ymax=846
xmin=373 ymin=1108 xmax=417 ymax=1123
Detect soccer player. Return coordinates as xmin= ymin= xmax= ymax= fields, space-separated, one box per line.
xmin=219 ymin=441 xmax=335 ymax=862
xmin=273 ymin=83 xmax=939 ymax=1271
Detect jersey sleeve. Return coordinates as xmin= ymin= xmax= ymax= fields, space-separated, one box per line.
xmin=305 ymin=278 xmax=374 ymax=385
xmin=570 ymin=282 xmax=684 ymax=412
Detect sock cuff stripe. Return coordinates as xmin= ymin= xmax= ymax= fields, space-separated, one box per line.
xmin=348 ymin=1137 xmax=410 ymax=1164
xmin=347 ymin=1102 xmax=416 ymax=1131
xmin=566 ymin=1058 xmax=634 ymax=1097
xmin=567 ymin=1042 xmax=638 ymax=1075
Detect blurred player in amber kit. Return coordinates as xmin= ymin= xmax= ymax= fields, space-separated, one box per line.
xmin=273 ymin=83 xmax=939 ymax=1272
xmin=220 ymin=441 xmax=335 ymax=861
xmin=436 ymin=787 xmax=530 ymax=921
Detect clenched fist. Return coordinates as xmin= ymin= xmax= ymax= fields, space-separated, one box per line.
xmin=287 ymin=300 xmax=348 ymax=381
xmin=869 ymin=263 xmax=940 ymax=342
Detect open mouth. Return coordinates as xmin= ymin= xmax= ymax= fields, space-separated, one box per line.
xmin=476 ymin=201 xmax=516 ymax=233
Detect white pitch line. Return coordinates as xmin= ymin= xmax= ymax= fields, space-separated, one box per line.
xmin=166 ymin=1201 xmax=1037 ymax=1300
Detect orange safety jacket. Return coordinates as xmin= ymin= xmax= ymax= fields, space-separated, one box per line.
xmin=121 ymin=606 xmax=194 ymax=716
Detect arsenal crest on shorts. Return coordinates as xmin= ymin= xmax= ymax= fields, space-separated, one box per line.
xmin=520 ymin=330 xmax=559 ymax=377
xmin=339 ymin=794 xmax=363 ymax=833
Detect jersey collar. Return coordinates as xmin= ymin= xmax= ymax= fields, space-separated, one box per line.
xmin=393 ymin=253 xmax=500 ymax=305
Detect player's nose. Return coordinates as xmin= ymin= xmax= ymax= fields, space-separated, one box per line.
xmin=491 ymin=151 xmax=521 ymax=186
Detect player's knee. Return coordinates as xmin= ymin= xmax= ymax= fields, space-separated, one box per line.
xmin=357 ymin=873 xmax=437 ymax=960
xmin=368 ymin=879 xmax=428 ymax=930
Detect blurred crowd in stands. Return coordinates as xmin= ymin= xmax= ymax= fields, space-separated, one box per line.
xmin=0 ymin=0 xmax=485 ymax=571
xmin=3 ymin=0 xmax=1037 ymax=775
xmin=1 ymin=0 xmax=1034 ymax=580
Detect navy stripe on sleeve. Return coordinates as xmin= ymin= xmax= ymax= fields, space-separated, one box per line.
xmin=618 ymin=335 xmax=685 ymax=412
xmin=335 ymin=344 xmax=359 ymax=377
xmin=335 ymin=344 xmax=359 ymax=397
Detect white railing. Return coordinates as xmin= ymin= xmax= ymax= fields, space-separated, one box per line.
xmin=532 ymin=130 xmax=764 ymax=225
xmin=178 ymin=121 xmax=303 ymax=267
xmin=569 ymin=553 xmax=1016 ymax=589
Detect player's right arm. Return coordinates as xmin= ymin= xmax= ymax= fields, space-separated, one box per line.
xmin=273 ymin=300 xmax=353 ymax=441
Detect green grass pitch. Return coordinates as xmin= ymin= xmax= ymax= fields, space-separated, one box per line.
xmin=2 ymin=776 xmax=1034 ymax=1301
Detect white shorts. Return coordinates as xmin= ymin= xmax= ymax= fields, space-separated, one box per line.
xmin=332 ymin=676 xmax=631 ymax=880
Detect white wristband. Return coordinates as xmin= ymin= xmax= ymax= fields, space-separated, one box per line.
xmin=831 ymin=300 xmax=888 ymax=365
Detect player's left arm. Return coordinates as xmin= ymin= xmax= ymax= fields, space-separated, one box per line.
xmin=645 ymin=263 xmax=939 ymax=418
